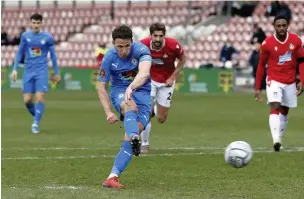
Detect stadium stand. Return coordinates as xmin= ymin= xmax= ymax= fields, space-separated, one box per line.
xmin=1 ymin=1 xmax=304 ymax=69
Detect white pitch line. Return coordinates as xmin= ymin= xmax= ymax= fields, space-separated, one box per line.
xmin=2 ymin=146 xmax=304 ymax=151
xmin=2 ymin=148 xmax=304 ymax=160
xmin=44 ymin=186 xmax=83 ymax=190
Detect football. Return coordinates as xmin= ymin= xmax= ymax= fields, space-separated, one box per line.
xmin=224 ymin=141 xmax=253 ymax=168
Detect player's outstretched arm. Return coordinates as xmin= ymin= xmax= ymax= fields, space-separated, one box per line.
xmin=48 ymin=35 xmax=61 ymax=83
xmin=98 ymin=82 xmax=118 ymax=124
xmin=12 ymin=34 xmax=26 ymax=81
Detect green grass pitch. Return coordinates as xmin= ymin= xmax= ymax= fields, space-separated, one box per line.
xmin=1 ymin=91 xmax=304 ymax=199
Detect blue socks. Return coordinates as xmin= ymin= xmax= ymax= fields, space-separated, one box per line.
xmin=34 ymin=102 xmax=45 ymax=124
xmin=110 ymin=141 xmax=133 ymax=176
xmin=25 ymin=102 xmax=35 ymax=116
xmin=109 ymin=111 xmax=139 ymax=177
xmin=124 ymin=110 xmax=139 ymax=139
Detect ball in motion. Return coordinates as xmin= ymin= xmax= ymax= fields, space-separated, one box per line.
xmin=224 ymin=141 xmax=253 ymax=168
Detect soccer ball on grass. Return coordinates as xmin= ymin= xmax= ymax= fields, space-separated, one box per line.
xmin=224 ymin=141 xmax=253 ymax=168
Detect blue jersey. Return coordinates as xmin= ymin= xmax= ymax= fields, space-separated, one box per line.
xmin=13 ymin=30 xmax=59 ymax=75
xmin=98 ymin=41 xmax=152 ymax=93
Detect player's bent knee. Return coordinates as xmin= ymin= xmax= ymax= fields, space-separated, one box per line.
xmin=120 ymin=100 xmax=138 ymax=115
xmin=157 ymin=115 xmax=167 ymax=123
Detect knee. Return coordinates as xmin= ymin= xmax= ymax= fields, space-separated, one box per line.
xmin=35 ymin=93 xmax=45 ymax=103
xmin=121 ymin=100 xmax=138 ymax=114
xmin=36 ymin=97 xmax=44 ymax=103
xmin=157 ymin=115 xmax=167 ymax=123
xmin=23 ymin=96 xmax=33 ymax=104
xmin=270 ymin=102 xmax=281 ymax=111
xmin=280 ymin=106 xmax=289 ymax=115
xmin=138 ymin=123 xmax=144 ymax=132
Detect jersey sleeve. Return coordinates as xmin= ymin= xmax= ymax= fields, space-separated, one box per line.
xmin=47 ymin=33 xmax=55 ymax=46
xmin=296 ymin=37 xmax=304 ymax=82
xmin=296 ymin=37 xmax=304 ymax=58
xmin=174 ymin=40 xmax=184 ymax=60
xmin=47 ymin=33 xmax=59 ymax=75
xmin=255 ymin=40 xmax=270 ymax=90
xmin=98 ymin=52 xmax=111 ymax=82
xmin=13 ymin=33 xmax=26 ymax=70
xmin=138 ymin=44 xmax=152 ymax=63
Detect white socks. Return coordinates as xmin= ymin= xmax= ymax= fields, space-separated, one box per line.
xmin=108 ymin=173 xmax=118 ymax=179
xmin=279 ymin=113 xmax=288 ymax=139
xmin=269 ymin=114 xmax=281 ymax=143
xmin=141 ymin=121 xmax=152 ymax=146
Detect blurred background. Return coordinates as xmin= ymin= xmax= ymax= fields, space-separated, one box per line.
xmin=1 ymin=0 xmax=304 ymax=93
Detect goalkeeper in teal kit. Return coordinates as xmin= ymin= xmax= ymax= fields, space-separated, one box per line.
xmin=12 ymin=13 xmax=61 ymax=134
xmin=97 ymin=25 xmax=152 ymax=188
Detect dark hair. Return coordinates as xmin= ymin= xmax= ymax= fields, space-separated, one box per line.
xmin=112 ymin=25 xmax=133 ymax=41
xmin=273 ymin=15 xmax=289 ymax=25
xmin=30 ymin=13 xmax=43 ymax=21
xmin=149 ymin=22 xmax=166 ymax=35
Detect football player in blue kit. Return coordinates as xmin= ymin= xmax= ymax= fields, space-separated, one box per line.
xmin=11 ymin=13 xmax=61 ymax=134
xmin=97 ymin=25 xmax=152 ymax=188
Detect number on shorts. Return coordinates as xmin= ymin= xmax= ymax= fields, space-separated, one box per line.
xmin=167 ymin=92 xmax=172 ymax=100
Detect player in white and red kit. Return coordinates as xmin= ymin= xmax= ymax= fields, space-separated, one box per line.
xmin=140 ymin=23 xmax=186 ymax=153
xmin=255 ymin=15 xmax=304 ymax=151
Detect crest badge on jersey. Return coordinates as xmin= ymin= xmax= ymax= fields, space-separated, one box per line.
xmin=131 ymin=58 xmax=138 ymax=66
xmin=289 ymin=43 xmax=294 ymax=50
xmin=41 ymin=39 xmax=46 ymax=45
xmin=163 ymin=53 xmax=168 ymax=58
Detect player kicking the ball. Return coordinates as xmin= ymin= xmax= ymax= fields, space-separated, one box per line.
xmin=254 ymin=15 xmax=304 ymax=151
xmin=140 ymin=23 xmax=186 ymax=153
xmin=98 ymin=25 xmax=152 ymax=188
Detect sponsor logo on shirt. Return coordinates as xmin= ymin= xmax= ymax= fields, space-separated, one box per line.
xmin=278 ymin=51 xmax=292 ymax=64
xmin=30 ymin=47 xmax=41 ymax=57
xmin=152 ymin=58 xmax=164 ymax=65
xmin=121 ymin=70 xmax=138 ymax=81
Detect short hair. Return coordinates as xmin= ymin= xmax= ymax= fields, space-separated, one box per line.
xmin=30 ymin=13 xmax=43 ymax=21
xmin=112 ymin=25 xmax=133 ymax=41
xmin=149 ymin=22 xmax=166 ymax=35
xmin=273 ymin=15 xmax=289 ymax=25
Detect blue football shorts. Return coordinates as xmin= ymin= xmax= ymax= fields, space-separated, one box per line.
xmin=22 ymin=71 xmax=48 ymax=93
xmin=110 ymin=88 xmax=152 ymax=128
